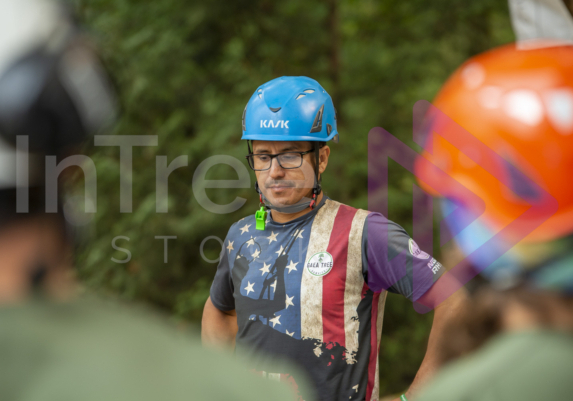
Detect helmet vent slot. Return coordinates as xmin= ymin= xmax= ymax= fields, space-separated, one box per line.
xmin=304 ymin=89 xmax=315 ymax=93
xmin=309 ymin=105 xmax=324 ymax=133
xmin=296 ymin=94 xmax=306 ymax=100
xmin=242 ymin=106 xmax=247 ymax=131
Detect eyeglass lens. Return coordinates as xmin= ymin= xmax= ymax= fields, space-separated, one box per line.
xmin=251 ymin=153 xmax=303 ymax=170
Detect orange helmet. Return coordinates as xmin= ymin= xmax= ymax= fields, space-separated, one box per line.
xmin=415 ymin=42 xmax=573 ymax=244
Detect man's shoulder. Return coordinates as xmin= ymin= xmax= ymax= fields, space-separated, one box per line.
xmin=323 ymin=198 xmax=360 ymax=211
xmin=319 ymin=201 xmax=413 ymax=255
xmin=324 ymin=199 xmax=397 ymax=226
xmin=362 ymin=210 xmax=408 ymax=235
xmin=320 ymin=198 xmax=371 ymax=221
xmin=307 ymin=200 xmax=369 ymax=244
xmin=227 ymin=214 xmax=257 ymax=236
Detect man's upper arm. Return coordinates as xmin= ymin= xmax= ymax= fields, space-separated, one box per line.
xmin=209 ymin=230 xmax=236 ymax=312
xmin=362 ymin=213 xmax=445 ymax=301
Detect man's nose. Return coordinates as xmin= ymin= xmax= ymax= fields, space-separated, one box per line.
xmin=268 ymin=157 xmax=285 ymax=178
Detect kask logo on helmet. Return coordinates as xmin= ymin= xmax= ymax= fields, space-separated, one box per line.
xmin=260 ymin=120 xmax=289 ymax=128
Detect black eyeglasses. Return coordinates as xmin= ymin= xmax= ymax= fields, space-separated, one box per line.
xmin=246 ymin=150 xmax=313 ymax=171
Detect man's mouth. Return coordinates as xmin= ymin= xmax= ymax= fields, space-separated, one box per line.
xmin=266 ymin=183 xmax=296 ymax=196
xmin=266 ymin=182 xmax=296 ymax=189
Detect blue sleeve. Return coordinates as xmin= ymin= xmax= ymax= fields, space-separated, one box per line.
xmin=361 ymin=213 xmax=445 ymax=301
xmin=209 ymin=230 xmax=236 ymax=312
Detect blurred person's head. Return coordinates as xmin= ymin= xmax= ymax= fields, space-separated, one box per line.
xmin=414 ymin=42 xmax=573 ymax=363
xmin=0 ymin=0 xmax=116 ymax=302
xmin=242 ymin=76 xmax=336 ymax=213
xmin=433 ymin=264 xmax=573 ymax=365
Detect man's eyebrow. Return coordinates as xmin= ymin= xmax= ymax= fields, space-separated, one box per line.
xmin=279 ymin=146 xmax=301 ymax=152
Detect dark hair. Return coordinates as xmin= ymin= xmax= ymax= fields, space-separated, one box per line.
xmin=436 ymin=286 xmax=504 ymax=365
xmin=307 ymin=142 xmax=326 ymax=169
xmin=0 ymin=187 xmax=68 ymax=243
xmin=437 ymin=286 xmax=573 ymax=366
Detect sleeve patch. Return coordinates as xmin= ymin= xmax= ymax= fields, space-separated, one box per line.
xmin=408 ymin=238 xmax=430 ymax=260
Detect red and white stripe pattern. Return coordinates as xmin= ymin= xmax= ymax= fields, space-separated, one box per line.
xmin=300 ymin=200 xmax=387 ymax=401
xmin=368 ymin=290 xmax=388 ymax=400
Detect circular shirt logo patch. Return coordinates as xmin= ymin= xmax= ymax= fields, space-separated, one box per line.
xmin=408 ymin=239 xmax=430 ymax=260
xmin=306 ymin=251 xmax=333 ymax=276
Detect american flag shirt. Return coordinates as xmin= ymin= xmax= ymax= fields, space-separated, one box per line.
xmin=210 ymin=196 xmax=445 ymax=401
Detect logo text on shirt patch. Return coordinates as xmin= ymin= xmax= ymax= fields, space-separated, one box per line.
xmin=408 ymin=239 xmax=430 ymax=260
xmin=427 ymin=258 xmax=443 ymax=274
xmin=306 ymin=251 xmax=333 ymax=276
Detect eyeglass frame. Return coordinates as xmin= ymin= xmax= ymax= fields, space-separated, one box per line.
xmin=245 ymin=149 xmax=314 ymax=171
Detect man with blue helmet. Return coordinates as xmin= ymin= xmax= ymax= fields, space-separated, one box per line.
xmin=203 ymin=76 xmax=467 ymax=401
xmin=242 ymin=76 xmax=338 ymax=214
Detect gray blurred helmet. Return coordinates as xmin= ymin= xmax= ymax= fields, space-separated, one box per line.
xmin=0 ymin=0 xmax=117 ymax=189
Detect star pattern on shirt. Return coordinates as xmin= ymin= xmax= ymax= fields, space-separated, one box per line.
xmin=226 ymin=240 xmax=234 ymax=254
xmin=286 ymin=260 xmax=298 ymax=274
xmin=244 ymin=281 xmax=255 ymax=295
xmin=352 ymin=384 xmax=359 ymax=393
xmin=313 ymin=346 xmax=323 ymax=357
xmin=292 ymin=229 xmax=304 ymax=239
xmin=238 ymin=217 xmax=246 ymax=222
xmin=269 ymin=315 xmax=281 ymax=328
xmin=285 ymin=294 xmax=294 ymax=309
xmin=245 ymin=237 xmax=255 ymax=247
xmin=251 ymin=249 xmax=260 ymax=259
xmin=275 ymin=245 xmax=284 ymax=256
xmin=286 ymin=330 xmax=294 ymax=337
xmin=266 ymin=231 xmax=278 ymax=244
xmin=239 ymin=224 xmax=251 ymax=234
xmin=259 ymin=262 xmax=271 ymax=276
xmin=270 ymin=279 xmax=277 ymax=292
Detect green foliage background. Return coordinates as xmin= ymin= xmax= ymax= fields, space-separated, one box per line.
xmin=71 ymin=0 xmax=514 ymax=397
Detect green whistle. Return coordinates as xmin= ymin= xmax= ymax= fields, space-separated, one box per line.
xmin=255 ymin=206 xmax=267 ymax=231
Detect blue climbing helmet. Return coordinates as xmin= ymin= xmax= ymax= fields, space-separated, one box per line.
xmin=242 ymin=76 xmax=338 ymax=143
xmin=242 ymin=76 xmax=338 ymax=213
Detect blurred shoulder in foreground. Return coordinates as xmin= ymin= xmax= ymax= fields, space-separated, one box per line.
xmin=0 ymin=293 xmax=305 ymax=401
xmin=418 ymin=325 xmax=573 ymax=401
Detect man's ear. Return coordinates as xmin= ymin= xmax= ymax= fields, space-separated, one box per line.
xmin=319 ymin=145 xmax=330 ymax=174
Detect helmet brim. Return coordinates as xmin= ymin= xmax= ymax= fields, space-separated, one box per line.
xmin=241 ymin=130 xmax=338 ymax=142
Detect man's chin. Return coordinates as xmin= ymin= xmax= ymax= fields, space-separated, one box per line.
xmin=265 ymin=192 xmax=308 ymax=208
xmin=266 ymin=196 xmax=295 ymax=208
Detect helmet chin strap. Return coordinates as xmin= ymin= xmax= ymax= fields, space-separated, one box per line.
xmin=254 ymin=141 xmax=322 ymax=215
xmin=256 ymin=182 xmax=320 ymax=214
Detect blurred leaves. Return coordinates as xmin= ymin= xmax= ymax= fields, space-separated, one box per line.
xmin=71 ymin=0 xmax=513 ymax=396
